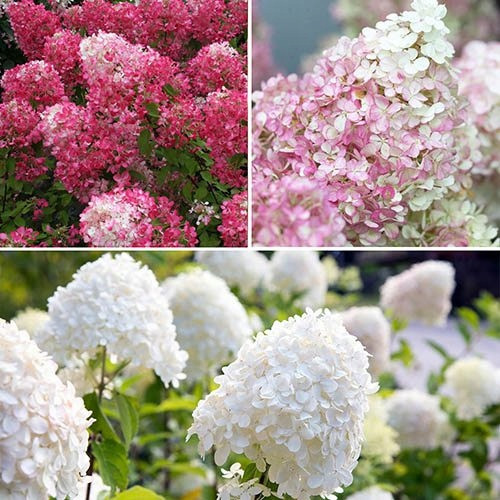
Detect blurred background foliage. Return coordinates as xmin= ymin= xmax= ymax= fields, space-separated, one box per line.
xmin=0 ymin=250 xmax=497 ymax=320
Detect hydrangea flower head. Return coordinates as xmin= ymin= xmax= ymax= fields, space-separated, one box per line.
xmin=188 ymin=309 xmax=378 ymax=499
xmin=386 ymin=389 xmax=452 ymax=449
xmin=267 ymin=251 xmax=328 ymax=309
xmin=362 ymin=395 xmax=400 ymax=464
xmin=380 ymin=260 xmax=455 ymax=325
xmin=11 ymin=308 xmax=49 ymax=337
xmin=36 ymin=253 xmax=187 ymax=387
xmin=79 ymin=187 xmax=198 ymax=247
xmin=0 ymin=319 xmax=92 ymax=500
xmin=195 ymin=250 xmax=269 ymax=297
xmin=342 ymin=306 xmax=391 ymax=376
xmin=162 ymin=269 xmax=252 ymax=379
xmin=253 ymin=0 xmax=496 ymax=246
xmin=444 ymin=357 xmax=500 ymax=420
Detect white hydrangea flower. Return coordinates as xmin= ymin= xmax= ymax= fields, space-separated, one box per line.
xmin=162 ymin=269 xmax=253 ymax=380
xmin=346 ymin=486 xmax=394 ymax=500
xmin=195 ymin=250 xmax=269 ymax=297
xmin=386 ymin=389 xmax=452 ymax=450
xmin=0 ymin=319 xmax=92 ymax=500
xmin=341 ymin=307 xmax=391 ymax=377
xmin=76 ymin=473 xmax=109 ymax=500
xmin=11 ymin=308 xmax=49 ymax=337
xmin=380 ymin=260 xmax=455 ymax=325
xmin=188 ymin=309 xmax=378 ymax=500
xmin=218 ymin=463 xmax=272 ymax=500
xmin=362 ymin=396 xmax=400 ymax=464
xmin=443 ymin=357 xmax=500 ymax=420
xmin=267 ymin=251 xmax=328 ymax=309
xmin=36 ymin=253 xmax=187 ymax=388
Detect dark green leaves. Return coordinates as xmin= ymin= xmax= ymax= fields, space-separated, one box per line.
xmin=138 ymin=129 xmax=154 ymax=157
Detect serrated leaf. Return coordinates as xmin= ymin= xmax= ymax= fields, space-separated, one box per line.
xmin=115 ymin=394 xmax=138 ymax=448
xmin=112 ymin=486 xmax=163 ymax=500
xmin=84 ymin=393 xmax=120 ymax=442
xmin=93 ymin=439 xmax=129 ymax=492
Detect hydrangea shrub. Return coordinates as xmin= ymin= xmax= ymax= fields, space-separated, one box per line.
xmin=0 ymin=0 xmax=248 ymax=247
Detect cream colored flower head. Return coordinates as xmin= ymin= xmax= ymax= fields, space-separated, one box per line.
xmin=386 ymin=389 xmax=453 ymax=449
xmin=267 ymin=251 xmax=328 ymax=309
xmin=341 ymin=306 xmax=391 ymax=377
xmin=380 ymin=260 xmax=455 ymax=325
xmin=11 ymin=308 xmax=49 ymax=337
xmin=163 ymin=268 xmax=253 ymax=380
xmin=195 ymin=250 xmax=269 ymax=297
xmin=0 ymin=319 xmax=92 ymax=500
xmin=188 ymin=309 xmax=378 ymax=500
xmin=36 ymin=253 xmax=187 ymax=388
xmin=362 ymin=395 xmax=399 ymax=464
xmin=444 ymin=357 xmax=500 ymax=420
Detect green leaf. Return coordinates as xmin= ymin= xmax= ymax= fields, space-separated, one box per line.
xmin=138 ymin=129 xmax=153 ymax=157
xmin=457 ymin=307 xmax=480 ymax=330
xmin=83 ymin=393 xmax=120 ymax=442
xmin=391 ymin=339 xmax=414 ymax=366
xmin=426 ymin=340 xmax=453 ymax=361
xmin=115 ymin=394 xmax=139 ymax=448
xmin=195 ymin=183 xmax=208 ymax=200
xmin=242 ymin=463 xmax=258 ymax=482
xmin=457 ymin=322 xmax=472 ymax=345
xmin=182 ymin=181 xmax=193 ymax=202
xmin=139 ymin=396 xmax=198 ymax=416
xmin=163 ymin=84 xmax=180 ymax=97
xmin=112 ymin=486 xmax=163 ymax=500
xmin=92 ymin=439 xmax=129 ymax=492
xmin=144 ymin=102 xmax=160 ymax=118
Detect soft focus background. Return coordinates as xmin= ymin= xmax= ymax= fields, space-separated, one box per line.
xmin=1 ymin=250 xmax=497 ymax=318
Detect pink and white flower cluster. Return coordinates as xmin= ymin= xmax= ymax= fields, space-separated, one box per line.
xmin=0 ymin=0 xmax=248 ymax=247
xmin=253 ymin=0 xmax=497 ymax=247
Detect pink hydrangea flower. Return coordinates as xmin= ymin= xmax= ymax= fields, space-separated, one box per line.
xmin=186 ymin=42 xmax=246 ymax=95
xmin=253 ymin=0 xmax=496 ymax=247
xmin=201 ymin=88 xmax=247 ymax=188
xmin=218 ymin=191 xmax=248 ymax=247
xmin=7 ymin=0 xmax=61 ymax=59
xmin=80 ymin=188 xmax=198 ymax=247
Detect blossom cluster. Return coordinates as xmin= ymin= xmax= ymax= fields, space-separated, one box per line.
xmin=0 ymin=319 xmax=92 ymax=500
xmin=252 ymin=0 xmax=498 ymax=246
xmin=0 ymin=0 xmax=248 ymax=247
xmin=36 ymin=253 xmax=188 ymax=387
xmin=380 ymin=260 xmax=455 ymax=326
xmin=386 ymin=389 xmax=453 ymax=450
xmin=444 ymin=357 xmax=500 ymax=420
xmin=341 ymin=306 xmax=391 ymax=377
xmin=162 ymin=268 xmax=253 ymax=379
xmin=189 ymin=309 xmax=378 ymax=499
xmin=455 ymin=41 xmax=500 ymax=225
xmin=331 ymin=0 xmax=499 ymax=52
